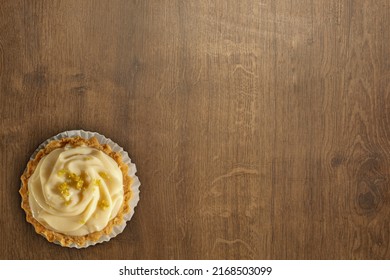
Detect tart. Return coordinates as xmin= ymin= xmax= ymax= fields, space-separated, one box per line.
xmin=20 ymin=135 xmax=134 ymax=247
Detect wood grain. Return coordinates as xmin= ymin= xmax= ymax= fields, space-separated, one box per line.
xmin=1 ymin=0 xmax=390 ymax=259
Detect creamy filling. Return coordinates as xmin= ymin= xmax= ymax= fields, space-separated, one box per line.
xmin=28 ymin=146 xmax=124 ymax=236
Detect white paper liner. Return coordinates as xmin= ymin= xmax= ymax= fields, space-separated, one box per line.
xmin=21 ymin=130 xmax=141 ymax=248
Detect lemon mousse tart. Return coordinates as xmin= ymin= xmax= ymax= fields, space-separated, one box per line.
xmin=20 ymin=137 xmax=132 ymax=247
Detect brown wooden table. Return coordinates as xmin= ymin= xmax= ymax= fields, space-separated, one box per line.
xmin=1 ymin=0 xmax=390 ymax=260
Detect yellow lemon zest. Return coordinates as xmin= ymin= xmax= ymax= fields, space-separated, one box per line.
xmin=57 ymin=169 xmax=68 ymax=176
xmin=76 ymin=179 xmax=84 ymax=190
xmin=99 ymin=171 xmax=110 ymax=180
xmin=99 ymin=199 xmax=110 ymax=210
xmin=92 ymin=179 xmax=102 ymax=187
xmin=58 ymin=182 xmax=70 ymax=198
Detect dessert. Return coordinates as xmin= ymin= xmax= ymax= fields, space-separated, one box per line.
xmin=20 ymin=136 xmax=133 ymax=247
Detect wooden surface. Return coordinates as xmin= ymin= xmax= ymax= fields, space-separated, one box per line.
xmin=1 ymin=0 xmax=390 ymax=260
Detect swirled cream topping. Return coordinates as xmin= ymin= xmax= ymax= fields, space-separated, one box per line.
xmin=28 ymin=145 xmax=124 ymax=236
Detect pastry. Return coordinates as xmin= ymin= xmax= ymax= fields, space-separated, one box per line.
xmin=20 ymin=136 xmax=133 ymax=247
